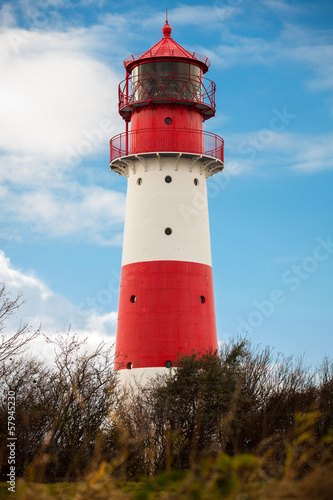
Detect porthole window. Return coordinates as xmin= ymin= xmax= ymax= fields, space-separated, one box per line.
xmin=130 ymin=295 xmax=136 ymax=303
xmin=127 ymin=362 xmax=133 ymax=370
xmin=137 ymin=178 xmax=143 ymax=185
xmin=194 ymin=178 xmax=199 ymax=186
xmin=165 ymin=360 xmax=172 ymax=368
xmin=165 ymin=117 xmax=172 ymax=125
xmin=200 ymin=295 xmax=206 ymax=303
xmin=165 ymin=175 xmax=172 ymax=183
xmin=165 ymin=227 xmax=172 ymax=235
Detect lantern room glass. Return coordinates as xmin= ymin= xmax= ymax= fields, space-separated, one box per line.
xmin=131 ymin=61 xmax=202 ymax=102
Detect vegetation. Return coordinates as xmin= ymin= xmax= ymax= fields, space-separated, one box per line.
xmin=0 ymin=282 xmax=332 ymax=498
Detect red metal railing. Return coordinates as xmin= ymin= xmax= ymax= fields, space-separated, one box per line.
xmin=123 ymin=51 xmax=211 ymax=69
xmin=118 ymin=73 xmax=215 ymax=119
xmin=110 ymin=128 xmax=224 ymax=163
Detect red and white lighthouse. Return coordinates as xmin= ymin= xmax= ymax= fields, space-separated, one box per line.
xmin=110 ymin=18 xmax=224 ymax=381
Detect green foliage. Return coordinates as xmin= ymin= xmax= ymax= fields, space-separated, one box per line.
xmin=132 ymin=453 xmax=260 ymax=500
xmin=148 ymin=343 xmax=251 ymax=468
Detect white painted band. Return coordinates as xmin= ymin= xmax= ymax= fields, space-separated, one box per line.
xmin=121 ymin=155 xmax=213 ymax=267
xmin=116 ymin=366 xmax=176 ymax=387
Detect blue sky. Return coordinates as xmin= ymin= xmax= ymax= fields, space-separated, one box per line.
xmin=0 ymin=0 xmax=332 ymax=367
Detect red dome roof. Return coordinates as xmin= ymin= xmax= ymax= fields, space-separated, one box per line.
xmin=123 ymin=22 xmax=211 ymax=73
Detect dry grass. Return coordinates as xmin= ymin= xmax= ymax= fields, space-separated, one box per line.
xmin=2 ymin=407 xmax=330 ymax=500
xmin=1 ymin=462 xmax=331 ymax=500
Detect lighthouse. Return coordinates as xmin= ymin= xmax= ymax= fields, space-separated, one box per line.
xmin=110 ymin=17 xmax=224 ymax=382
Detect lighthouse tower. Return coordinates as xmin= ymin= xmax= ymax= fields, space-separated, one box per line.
xmin=110 ymin=18 xmax=224 ymax=381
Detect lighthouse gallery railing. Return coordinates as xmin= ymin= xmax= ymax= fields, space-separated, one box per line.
xmin=110 ymin=128 xmax=224 ymax=163
xmin=118 ymin=73 xmax=216 ymax=118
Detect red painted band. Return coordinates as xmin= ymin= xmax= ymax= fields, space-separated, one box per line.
xmin=115 ymin=260 xmax=218 ymax=370
xmin=130 ymin=106 xmax=204 ymax=155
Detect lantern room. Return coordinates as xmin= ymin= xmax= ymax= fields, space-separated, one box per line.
xmin=119 ymin=21 xmax=215 ymax=122
xmin=110 ymin=19 xmax=223 ymax=167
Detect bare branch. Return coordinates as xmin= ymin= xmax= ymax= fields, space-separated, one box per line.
xmin=0 ymin=283 xmax=40 ymax=362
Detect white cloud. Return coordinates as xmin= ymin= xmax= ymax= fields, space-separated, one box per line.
xmin=0 ymin=27 xmax=122 ymax=158
xmin=0 ymin=169 xmax=126 ymax=243
xmin=289 ymin=137 xmax=333 ymax=173
xmin=0 ymin=250 xmax=117 ymax=358
xmin=262 ymin=0 xmax=306 ymax=16
xmin=0 ymin=251 xmax=51 ymax=299
xmin=258 ymin=131 xmax=333 ymax=173
xmin=0 ymin=22 xmax=126 ymax=245
xmin=214 ymin=37 xmax=272 ymax=67
xmin=208 ymin=17 xmax=333 ymax=104
xmin=289 ymin=45 xmax=333 ymax=93
xmin=84 ymin=311 xmax=118 ymax=338
xmin=0 ymin=3 xmax=16 ymax=27
xmin=167 ymin=4 xmax=238 ymax=26
xmin=226 ymin=130 xmax=333 ymax=174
